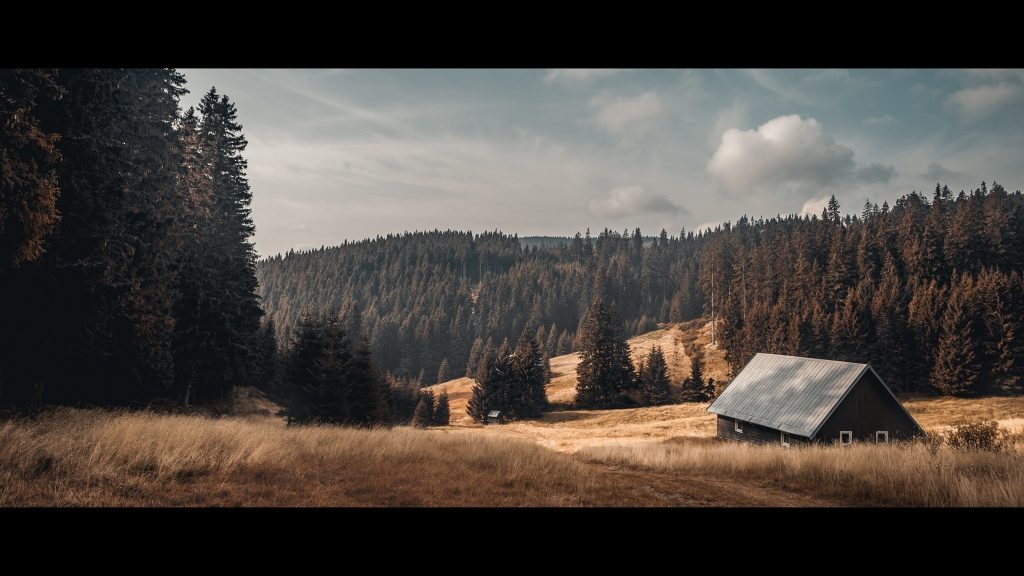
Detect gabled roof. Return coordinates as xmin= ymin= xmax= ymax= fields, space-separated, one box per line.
xmin=487 ymin=410 xmax=501 ymax=418
xmin=708 ymin=353 xmax=875 ymax=438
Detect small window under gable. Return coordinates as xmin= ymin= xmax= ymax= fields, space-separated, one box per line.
xmin=840 ymin=431 xmax=853 ymax=445
xmin=876 ymin=431 xmax=889 ymax=444
xmin=734 ymin=419 xmax=743 ymax=433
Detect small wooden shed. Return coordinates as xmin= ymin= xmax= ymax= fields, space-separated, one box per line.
xmin=708 ymin=353 xmax=923 ymax=446
xmin=486 ymin=410 xmax=502 ymax=425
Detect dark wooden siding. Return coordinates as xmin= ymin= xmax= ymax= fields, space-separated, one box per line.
xmin=717 ymin=415 xmax=808 ymax=446
xmin=814 ymin=371 xmax=922 ymax=443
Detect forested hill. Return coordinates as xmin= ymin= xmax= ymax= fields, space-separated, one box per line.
xmin=257 ymin=228 xmax=703 ymax=387
xmin=258 ymin=183 xmax=1024 ymax=397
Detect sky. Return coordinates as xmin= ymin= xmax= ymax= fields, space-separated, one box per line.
xmin=179 ymin=69 xmax=1024 ymax=258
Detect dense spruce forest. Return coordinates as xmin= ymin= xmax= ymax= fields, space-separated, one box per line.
xmin=257 ymin=226 xmax=703 ymax=387
xmin=259 ymin=184 xmax=1024 ymax=397
xmin=0 ymin=69 xmax=272 ymax=406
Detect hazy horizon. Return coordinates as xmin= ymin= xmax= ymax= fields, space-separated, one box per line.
xmin=180 ymin=68 xmax=1024 ymax=257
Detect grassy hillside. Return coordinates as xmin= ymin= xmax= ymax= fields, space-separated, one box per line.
xmin=427 ymin=318 xmax=731 ymax=422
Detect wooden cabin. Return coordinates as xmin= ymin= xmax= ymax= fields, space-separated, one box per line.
xmin=708 ymin=353 xmax=923 ymax=446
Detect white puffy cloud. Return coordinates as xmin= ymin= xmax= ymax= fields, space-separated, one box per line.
xmin=543 ymin=69 xmax=624 ymax=85
xmin=590 ymin=92 xmax=665 ymax=139
xmin=946 ymin=83 xmax=1024 ymax=122
xmin=707 ymin=114 xmax=895 ymax=198
xmin=588 ymin=185 xmax=683 ymax=219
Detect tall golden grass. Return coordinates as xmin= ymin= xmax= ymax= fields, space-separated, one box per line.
xmin=0 ymin=409 xmax=654 ymax=507
xmin=581 ymin=438 xmax=1024 ymax=507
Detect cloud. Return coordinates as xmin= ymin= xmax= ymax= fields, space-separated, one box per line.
xmin=590 ymin=92 xmax=665 ymax=139
xmin=743 ymin=70 xmax=807 ymax=103
xmin=864 ymin=114 xmax=896 ymax=125
xmin=800 ymin=196 xmax=830 ymax=217
xmin=856 ymin=163 xmax=897 ymax=183
xmin=708 ymin=99 xmax=748 ymax=148
xmin=692 ymin=221 xmax=722 ymax=234
xmin=706 ymin=114 xmax=895 ymax=198
xmin=544 ymin=69 xmax=625 ymax=85
xmin=919 ymin=162 xmax=961 ymax=182
xmin=588 ymin=185 xmax=684 ymax=218
xmin=946 ymin=83 xmax=1024 ymax=122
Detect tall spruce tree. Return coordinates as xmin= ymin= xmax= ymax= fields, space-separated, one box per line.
xmin=412 ymin=390 xmax=435 ymax=427
xmin=508 ymin=329 xmax=549 ymax=418
xmin=433 ymin=390 xmax=450 ymax=425
xmin=467 ymin=348 xmax=495 ymax=423
xmin=640 ymin=346 xmax=672 ymax=405
xmin=575 ymin=298 xmax=635 ymax=408
xmin=173 ymin=88 xmax=262 ymax=403
xmin=681 ymin=349 xmax=708 ymax=401
xmin=437 ymin=357 xmax=450 ymax=384
xmin=931 ymin=276 xmax=980 ymax=396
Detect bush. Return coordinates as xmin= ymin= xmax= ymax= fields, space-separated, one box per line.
xmin=945 ymin=421 xmax=1009 ymax=452
xmin=921 ymin=431 xmax=945 ymax=455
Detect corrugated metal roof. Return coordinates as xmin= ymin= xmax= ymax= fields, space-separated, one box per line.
xmin=707 ymin=353 xmax=868 ymax=438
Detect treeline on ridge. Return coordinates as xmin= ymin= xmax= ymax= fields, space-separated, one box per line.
xmin=259 ymin=185 xmax=1024 ymax=398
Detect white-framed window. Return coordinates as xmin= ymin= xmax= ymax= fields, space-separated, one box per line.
xmin=781 ymin=432 xmax=791 ymax=447
xmin=876 ymin=431 xmax=889 ymax=444
xmin=734 ymin=419 xmax=743 ymax=433
xmin=840 ymin=431 xmax=853 ymax=445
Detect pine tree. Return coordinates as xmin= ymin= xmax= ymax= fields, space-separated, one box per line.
xmin=508 ymin=329 xmax=549 ymax=418
xmin=545 ymin=323 xmax=559 ymax=356
xmin=681 ymin=350 xmax=707 ymax=401
xmin=172 ymin=88 xmax=262 ymax=404
xmin=557 ymin=329 xmax=573 ymax=355
xmin=827 ymin=194 xmax=841 ymax=224
xmin=465 ymin=337 xmax=484 ymax=377
xmin=24 ymin=68 xmax=187 ymax=405
xmin=575 ymin=298 xmax=635 ymax=408
xmin=282 ymin=312 xmax=327 ymax=424
xmin=347 ymin=335 xmax=382 ymax=426
xmin=640 ymin=346 xmax=672 ymax=405
xmin=0 ymin=68 xmax=61 ymax=270
xmin=437 ymin=357 xmax=450 ymax=384
xmin=412 ymin=390 xmax=435 ymax=427
xmin=467 ymin=348 xmax=494 ymax=423
xmin=253 ymin=318 xmax=279 ymax=392
xmin=433 ymin=390 xmax=450 ymax=425
xmin=931 ymin=277 xmax=980 ymax=396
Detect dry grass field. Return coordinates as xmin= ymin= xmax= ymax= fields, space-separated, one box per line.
xmin=2 ymin=321 xmax=1023 ymax=507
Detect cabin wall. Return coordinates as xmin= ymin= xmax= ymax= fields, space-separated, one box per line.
xmin=716 ymin=415 xmax=807 ymax=446
xmin=815 ymin=371 xmax=922 ymax=443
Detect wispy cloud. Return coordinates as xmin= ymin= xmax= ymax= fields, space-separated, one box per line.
xmin=919 ymin=162 xmax=961 ymax=183
xmin=590 ymin=91 xmax=665 ymax=140
xmin=947 ymin=83 xmax=1024 ymax=122
xmin=864 ymin=114 xmax=897 ymax=125
xmin=543 ymin=69 xmax=625 ymax=85
xmin=743 ymin=69 xmax=807 ymax=103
